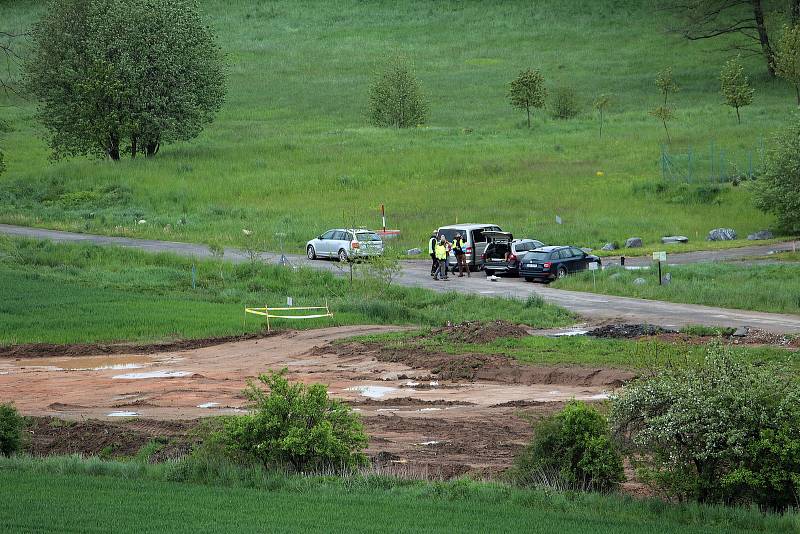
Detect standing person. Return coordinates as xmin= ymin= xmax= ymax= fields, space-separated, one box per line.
xmin=428 ymin=231 xmax=438 ymax=277
xmin=452 ymin=233 xmax=470 ymax=278
xmin=435 ymin=234 xmax=449 ymax=280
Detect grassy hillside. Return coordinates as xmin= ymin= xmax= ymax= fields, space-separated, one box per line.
xmin=1 ymin=0 xmax=796 ymax=253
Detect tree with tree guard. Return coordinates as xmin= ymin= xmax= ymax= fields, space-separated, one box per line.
xmin=24 ymin=0 xmax=226 ymax=161
xmin=593 ymin=94 xmax=612 ymax=139
xmin=774 ymin=24 xmax=800 ymax=105
xmin=650 ymin=67 xmax=679 ymax=143
xmin=367 ymin=56 xmax=428 ymax=128
xmin=719 ymin=56 xmax=754 ymax=123
xmin=508 ymin=68 xmax=547 ymax=128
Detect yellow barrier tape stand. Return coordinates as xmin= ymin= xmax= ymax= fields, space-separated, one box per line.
xmin=245 ymin=300 xmax=332 ymax=331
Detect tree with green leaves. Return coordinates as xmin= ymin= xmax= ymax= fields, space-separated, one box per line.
xmin=774 ymin=24 xmax=800 ymax=105
xmin=367 ymin=56 xmax=428 ymax=128
xmin=593 ymin=94 xmax=612 ymax=138
xmin=754 ymin=116 xmax=800 ymax=233
xmin=720 ymin=56 xmax=754 ymax=124
xmin=24 ymin=0 xmax=226 ymax=161
xmin=650 ymin=68 xmax=679 ymax=143
xmin=508 ymin=68 xmax=547 ymax=128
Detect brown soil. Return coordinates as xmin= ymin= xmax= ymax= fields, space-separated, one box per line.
xmin=1 ymin=324 xmax=631 ymax=477
xmin=430 ymin=320 xmax=532 ymax=344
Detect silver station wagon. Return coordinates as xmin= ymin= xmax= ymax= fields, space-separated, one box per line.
xmin=306 ymin=228 xmax=384 ymax=262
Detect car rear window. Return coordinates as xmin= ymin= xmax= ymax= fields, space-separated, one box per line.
xmin=356 ymin=232 xmax=381 ymax=242
xmin=523 ymin=251 xmax=550 ymax=262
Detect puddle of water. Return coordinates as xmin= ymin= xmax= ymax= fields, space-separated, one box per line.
xmin=405 ymin=381 xmax=420 ymax=387
xmin=107 ymin=411 xmax=139 ymax=417
xmin=113 ymin=370 xmax=191 ymax=380
xmin=16 ymin=354 xmax=152 ymax=371
xmin=345 ymin=385 xmax=398 ymax=399
xmin=429 ymin=381 xmax=439 ymax=387
xmin=551 ymin=330 xmax=589 ymax=337
xmin=376 ymin=408 xmax=398 ymax=412
xmin=548 ymin=390 xmax=561 ymax=395
xmin=197 ymin=402 xmax=219 ymax=409
xmin=588 ymin=393 xmax=610 ymax=400
xmin=417 ymin=441 xmax=440 ymax=446
xmin=417 ymin=407 xmax=442 ymax=412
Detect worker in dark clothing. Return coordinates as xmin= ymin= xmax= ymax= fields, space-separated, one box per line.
xmin=452 ymin=233 xmax=469 ymax=277
xmin=428 ymin=231 xmax=438 ymax=277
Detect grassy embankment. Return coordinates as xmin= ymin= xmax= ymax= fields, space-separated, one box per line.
xmin=1 ymin=0 xmax=797 ymax=253
xmin=551 ymin=262 xmax=800 ymax=315
xmin=353 ymin=330 xmax=800 ymax=371
xmin=0 ymin=237 xmax=573 ymax=345
xmin=0 ymin=455 xmax=795 ymax=533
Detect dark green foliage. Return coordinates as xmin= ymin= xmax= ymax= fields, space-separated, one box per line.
xmin=754 ymin=116 xmax=800 ymax=233
xmin=549 ymin=86 xmax=580 ymax=119
xmin=508 ymin=68 xmax=546 ymax=127
xmin=512 ymin=400 xmax=624 ymax=492
xmin=24 ymin=0 xmax=225 ymax=160
xmin=225 ymin=369 xmax=368 ymax=472
xmin=611 ymin=345 xmax=800 ymax=511
xmin=367 ymin=56 xmax=428 ymax=128
xmin=0 ymin=403 xmax=24 ymax=457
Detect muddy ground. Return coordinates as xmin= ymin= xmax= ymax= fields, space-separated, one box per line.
xmin=1 ymin=323 xmax=641 ymax=477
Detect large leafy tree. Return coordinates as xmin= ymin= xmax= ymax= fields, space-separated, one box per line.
xmin=25 ymin=0 xmax=226 ymax=160
xmin=753 ymin=115 xmax=800 ymax=233
xmin=508 ymin=68 xmax=546 ymax=128
xmin=774 ymin=24 xmax=800 ymax=105
xmin=368 ymin=55 xmax=428 ymax=128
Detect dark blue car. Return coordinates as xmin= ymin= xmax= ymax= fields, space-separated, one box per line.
xmin=519 ymin=246 xmax=601 ymax=283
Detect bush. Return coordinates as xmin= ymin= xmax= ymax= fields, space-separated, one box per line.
xmin=753 ymin=115 xmax=800 ymax=233
xmin=367 ymin=55 xmax=428 ymax=128
xmin=226 ymin=369 xmax=368 ymax=472
xmin=511 ymin=400 xmax=624 ymax=492
xmin=0 ymin=403 xmax=24 ymax=457
xmin=611 ymin=345 xmax=800 ymax=511
xmin=549 ymin=86 xmax=580 ymax=119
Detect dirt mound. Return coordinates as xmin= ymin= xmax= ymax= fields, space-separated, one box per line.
xmin=431 ymin=321 xmax=531 ymax=344
xmin=0 ymin=331 xmax=282 ymax=359
xmin=353 ymin=397 xmax=474 ymax=407
xmin=328 ymin=342 xmax=635 ymax=387
xmin=588 ymin=324 xmax=676 ymax=338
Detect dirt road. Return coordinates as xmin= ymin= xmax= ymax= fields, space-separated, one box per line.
xmin=3 ymin=224 xmax=800 ymax=333
xmin=0 ymin=325 xmax=633 ymax=475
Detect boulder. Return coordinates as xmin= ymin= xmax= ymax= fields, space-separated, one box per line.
xmin=633 ymin=277 xmax=647 ymax=285
xmin=407 ymin=248 xmax=422 ymax=255
xmin=661 ymin=235 xmax=688 ymax=244
xmin=601 ymin=242 xmax=618 ymax=251
xmin=661 ymin=272 xmax=672 ymax=285
xmin=625 ymin=237 xmax=643 ymax=248
xmin=707 ymin=228 xmax=737 ymax=241
xmin=747 ymin=230 xmax=773 ymax=241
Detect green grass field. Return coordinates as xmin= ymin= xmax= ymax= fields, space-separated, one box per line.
xmin=551 ymin=262 xmax=800 ymax=315
xmin=1 ymin=456 xmax=795 ymax=533
xmin=0 ymin=237 xmax=572 ymax=345
xmin=1 ymin=0 xmax=796 ymax=254
xmin=355 ymin=330 xmax=800 ymax=370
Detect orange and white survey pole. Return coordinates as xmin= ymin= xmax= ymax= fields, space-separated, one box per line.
xmin=380 ymin=203 xmax=386 ymax=233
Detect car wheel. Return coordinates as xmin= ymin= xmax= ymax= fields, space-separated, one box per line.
xmin=557 ymin=266 xmax=568 ymax=279
xmin=338 ymin=249 xmax=348 ymax=263
xmin=524 ymin=277 xmax=534 ymax=283
xmin=307 ymin=246 xmax=316 ymax=260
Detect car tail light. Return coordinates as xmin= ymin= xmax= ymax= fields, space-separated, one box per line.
xmin=509 ymin=254 xmax=517 ymax=262
xmin=466 ymin=246 xmax=473 ymax=254
xmin=351 ymin=241 xmax=360 ymax=249
xmin=543 ymin=262 xmax=552 ymax=269
xmin=481 ymin=253 xmax=486 ymax=260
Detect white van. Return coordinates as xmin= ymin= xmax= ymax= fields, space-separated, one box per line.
xmin=436 ymin=223 xmax=502 ymax=271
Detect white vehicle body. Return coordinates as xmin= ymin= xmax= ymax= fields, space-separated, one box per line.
xmin=306 ymin=229 xmax=384 ymax=262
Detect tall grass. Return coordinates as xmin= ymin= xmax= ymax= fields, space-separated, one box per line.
xmin=0 ymin=455 xmax=796 ymax=533
xmin=0 ymin=0 xmax=791 ymax=253
xmin=0 ymin=237 xmax=573 ymax=345
xmin=552 ymin=262 xmax=800 ymax=315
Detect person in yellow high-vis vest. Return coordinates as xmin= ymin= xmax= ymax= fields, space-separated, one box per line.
xmin=434 ymin=235 xmax=449 ymax=280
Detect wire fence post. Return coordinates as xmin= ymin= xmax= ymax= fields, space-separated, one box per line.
xmin=687 ymin=145 xmax=692 ymax=183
